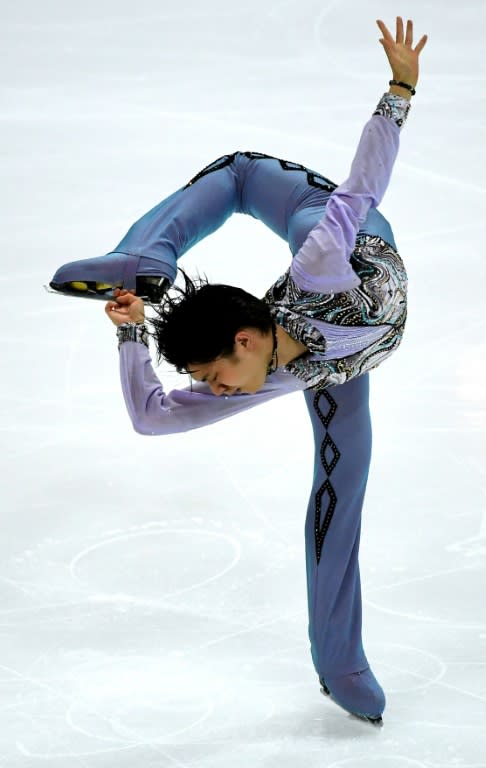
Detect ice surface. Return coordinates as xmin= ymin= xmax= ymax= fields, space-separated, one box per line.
xmin=1 ymin=0 xmax=485 ymax=765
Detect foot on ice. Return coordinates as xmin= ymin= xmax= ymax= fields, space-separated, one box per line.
xmin=319 ymin=667 xmax=385 ymax=726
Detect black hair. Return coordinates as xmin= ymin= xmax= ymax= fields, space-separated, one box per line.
xmin=148 ymin=268 xmax=274 ymax=373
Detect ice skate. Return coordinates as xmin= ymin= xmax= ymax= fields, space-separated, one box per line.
xmin=47 ymin=251 xmax=173 ymax=303
xmin=46 ymin=275 xmax=170 ymax=303
xmin=319 ymin=668 xmax=385 ymax=726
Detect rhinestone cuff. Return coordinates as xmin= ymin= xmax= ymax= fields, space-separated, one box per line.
xmin=116 ymin=322 xmax=149 ymax=349
xmin=373 ymin=92 xmax=411 ymax=129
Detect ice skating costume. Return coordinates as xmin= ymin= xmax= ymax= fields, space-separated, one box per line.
xmin=50 ymin=92 xmax=411 ymax=721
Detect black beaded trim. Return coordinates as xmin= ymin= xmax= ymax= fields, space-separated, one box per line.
xmin=184 ymin=151 xmax=337 ymax=193
xmin=313 ymin=389 xmax=341 ymax=564
xmin=116 ymin=322 xmax=149 ymax=349
xmin=389 ymin=79 xmax=416 ymax=95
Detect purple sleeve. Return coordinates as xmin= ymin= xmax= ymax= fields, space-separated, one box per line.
xmin=119 ymin=341 xmax=306 ymax=435
xmin=290 ymin=99 xmax=407 ymax=295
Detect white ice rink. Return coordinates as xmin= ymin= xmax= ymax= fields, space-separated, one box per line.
xmin=2 ymin=0 xmax=485 ymax=765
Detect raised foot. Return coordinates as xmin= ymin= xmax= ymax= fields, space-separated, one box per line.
xmin=46 ymin=276 xmax=170 ymax=304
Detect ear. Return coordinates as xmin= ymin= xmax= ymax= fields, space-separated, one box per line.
xmin=234 ymin=329 xmax=253 ymax=349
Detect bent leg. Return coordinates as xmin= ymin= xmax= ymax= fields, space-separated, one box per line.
xmin=303 ymin=373 xmax=385 ymax=717
xmin=49 ymin=154 xmax=243 ymax=299
xmin=48 ymin=151 xmax=337 ymax=300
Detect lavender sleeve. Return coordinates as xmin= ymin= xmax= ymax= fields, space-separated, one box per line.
xmin=290 ymin=94 xmax=410 ymax=294
xmin=119 ymin=341 xmax=306 ymax=435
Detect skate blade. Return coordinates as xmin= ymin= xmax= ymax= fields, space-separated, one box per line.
xmin=43 ymin=284 xmax=151 ymax=303
xmin=319 ymin=684 xmax=383 ymax=727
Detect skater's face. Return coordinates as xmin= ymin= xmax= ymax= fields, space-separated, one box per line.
xmin=186 ymin=328 xmax=273 ymax=396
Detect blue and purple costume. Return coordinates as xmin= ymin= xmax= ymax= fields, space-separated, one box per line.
xmin=51 ymin=92 xmax=411 ymax=720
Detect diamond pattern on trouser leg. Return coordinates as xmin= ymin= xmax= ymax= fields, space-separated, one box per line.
xmin=321 ymin=433 xmax=340 ymax=474
xmin=312 ymin=390 xmax=340 ymax=564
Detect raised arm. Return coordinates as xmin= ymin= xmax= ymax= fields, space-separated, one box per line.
xmin=379 ymin=17 xmax=428 ymax=100
xmin=289 ymin=17 xmax=428 ymax=295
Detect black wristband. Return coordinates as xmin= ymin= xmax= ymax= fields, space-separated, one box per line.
xmin=389 ymin=80 xmax=416 ymax=96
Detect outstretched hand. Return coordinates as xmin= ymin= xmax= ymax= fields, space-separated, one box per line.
xmin=376 ymin=17 xmax=428 ymax=88
xmin=105 ymin=288 xmax=145 ymax=326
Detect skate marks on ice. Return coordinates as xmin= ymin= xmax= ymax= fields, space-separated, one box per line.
xmin=69 ymin=526 xmax=242 ymax=600
xmin=0 ymin=521 xmax=266 ymax=761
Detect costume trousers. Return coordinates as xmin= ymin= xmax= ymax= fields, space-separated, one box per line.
xmin=304 ymin=374 xmax=372 ymax=679
xmin=51 ymin=151 xmax=396 ymax=289
xmin=52 ymin=151 xmax=387 ymax=699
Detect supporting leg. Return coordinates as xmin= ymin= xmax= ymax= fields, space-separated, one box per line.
xmin=303 ymin=373 xmax=385 ymax=720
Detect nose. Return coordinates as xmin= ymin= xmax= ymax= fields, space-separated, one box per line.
xmin=210 ymin=383 xmax=235 ymax=396
xmin=209 ymin=382 xmax=226 ymax=396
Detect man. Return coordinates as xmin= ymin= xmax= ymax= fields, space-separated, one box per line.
xmin=49 ymin=17 xmax=428 ymax=724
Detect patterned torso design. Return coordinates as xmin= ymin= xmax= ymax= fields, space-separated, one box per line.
xmin=263 ymin=233 xmax=408 ymax=389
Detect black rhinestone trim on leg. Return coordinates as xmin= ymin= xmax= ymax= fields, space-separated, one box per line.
xmin=183 ymin=151 xmax=337 ymax=192
xmin=320 ymin=433 xmax=340 ymax=475
xmin=313 ymin=389 xmax=340 ymax=565
xmin=315 ymin=480 xmax=337 ymax=564
xmin=314 ymin=388 xmax=338 ymax=429
xmin=184 ymin=153 xmax=237 ymax=188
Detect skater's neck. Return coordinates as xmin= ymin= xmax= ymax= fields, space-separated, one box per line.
xmin=274 ymin=324 xmax=309 ymax=367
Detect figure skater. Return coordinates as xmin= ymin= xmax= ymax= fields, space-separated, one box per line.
xmin=49 ymin=17 xmax=428 ymax=724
